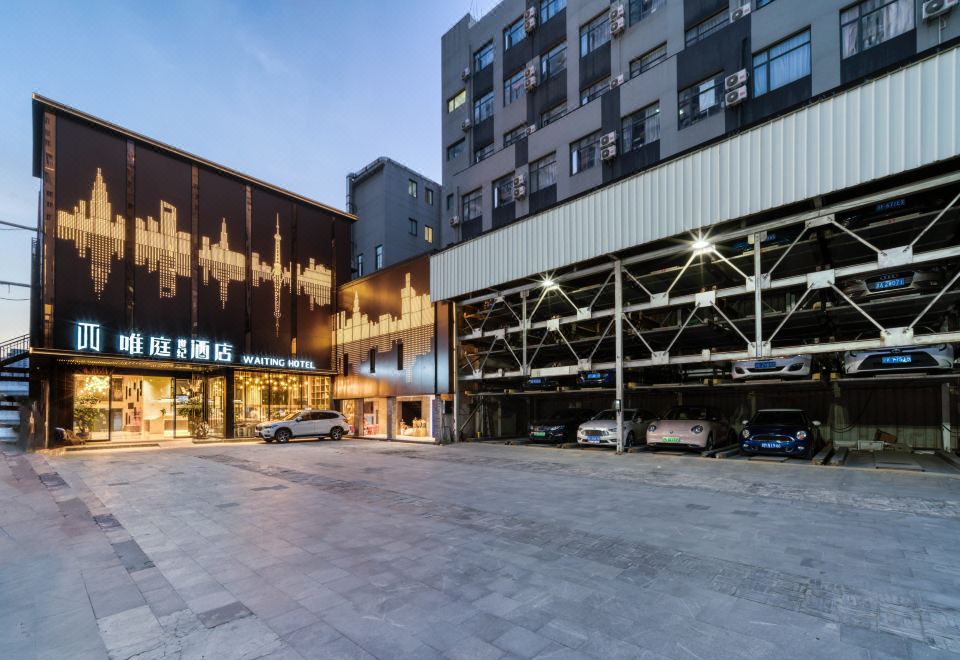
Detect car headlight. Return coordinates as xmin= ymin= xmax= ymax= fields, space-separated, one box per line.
xmin=691 ymin=425 xmax=704 ymax=434
xmin=741 ymin=428 xmax=751 ymax=439
xmin=796 ymin=430 xmax=808 ymax=441
xmin=648 ymin=424 xmax=657 ymax=433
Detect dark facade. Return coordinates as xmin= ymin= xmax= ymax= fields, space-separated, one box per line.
xmin=333 ymin=254 xmax=453 ymax=442
xmin=30 ymin=96 xmax=354 ymax=446
xmin=441 ymin=0 xmax=960 ymax=245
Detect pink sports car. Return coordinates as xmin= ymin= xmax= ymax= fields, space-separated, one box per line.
xmin=646 ymin=405 xmax=734 ymax=451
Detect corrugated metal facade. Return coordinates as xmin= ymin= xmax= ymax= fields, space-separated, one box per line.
xmin=432 ymin=46 xmax=960 ymax=302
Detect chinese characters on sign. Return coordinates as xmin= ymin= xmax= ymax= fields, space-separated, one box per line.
xmin=74 ymin=322 xmax=316 ymax=371
xmin=77 ymin=323 xmax=233 ymax=363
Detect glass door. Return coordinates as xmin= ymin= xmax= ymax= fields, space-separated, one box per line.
xmin=173 ymin=378 xmax=203 ymax=438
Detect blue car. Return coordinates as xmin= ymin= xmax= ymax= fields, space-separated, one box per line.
xmin=740 ymin=409 xmax=823 ymax=459
xmin=577 ymin=370 xmax=614 ymax=387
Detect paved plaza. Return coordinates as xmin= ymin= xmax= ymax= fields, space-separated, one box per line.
xmin=2 ymin=440 xmax=960 ymax=659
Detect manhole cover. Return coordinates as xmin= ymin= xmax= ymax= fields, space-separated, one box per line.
xmin=93 ymin=514 xmax=121 ymax=530
xmin=38 ymin=473 xmax=67 ymax=488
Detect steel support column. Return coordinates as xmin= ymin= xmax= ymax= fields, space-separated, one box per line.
xmin=754 ymin=232 xmax=763 ymax=357
xmin=453 ymin=302 xmax=460 ymax=442
xmin=615 ymin=260 xmax=625 ymax=455
xmin=521 ymin=291 xmax=528 ymax=376
xmin=943 ymin=382 xmax=953 ymax=452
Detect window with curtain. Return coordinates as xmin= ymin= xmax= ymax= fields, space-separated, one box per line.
xmin=462 ymin=189 xmax=482 ymax=220
xmin=630 ymin=43 xmax=667 ymax=78
xmin=504 ymin=125 xmax=528 ymax=148
xmin=447 ymin=139 xmax=465 ymax=161
xmin=447 ymin=90 xmax=466 ymax=113
xmin=540 ymin=104 xmax=567 ymax=128
xmin=474 ymin=42 xmax=494 ymax=72
xmin=494 ymin=175 xmax=515 ymax=207
xmin=678 ymin=73 xmax=724 ymax=128
xmin=753 ymin=30 xmax=811 ymax=96
xmin=580 ymin=78 xmax=610 ymax=105
xmin=570 ymin=131 xmax=602 ymax=175
xmin=473 ymin=91 xmax=494 ymax=123
xmin=504 ymin=69 xmax=526 ymax=106
xmin=685 ymin=11 xmax=728 ymax=46
xmin=840 ymin=0 xmax=914 ymax=58
xmin=629 ymin=0 xmax=667 ymax=24
xmin=474 ymin=142 xmax=495 ymax=164
xmin=621 ymin=104 xmax=661 ymax=152
xmin=541 ymin=42 xmax=567 ymax=80
xmin=580 ymin=12 xmax=610 ymax=57
xmin=530 ymin=154 xmax=557 ymax=192
xmin=540 ymin=0 xmax=566 ymax=23
xmin=504 ymin=17 xmax=526 ymax=50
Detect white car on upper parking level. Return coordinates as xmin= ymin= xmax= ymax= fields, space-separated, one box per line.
xmin=731 ymin=354 xmax=813 ymax=380
xmin=256 ymin=409 xmax=349 ymax=443
xmin=576 ymin=409 xmax=656 ymax=448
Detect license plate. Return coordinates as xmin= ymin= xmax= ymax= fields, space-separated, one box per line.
xmin=881 ymin=355 xmax=913 ymax=364
xmin=761 ymin=442 xmax=781 ymax=449
xmin=531 ymin=431 xmax=546 ymax=437
xmin=661 ymin=436 xmax=681 ymax=443
xmin=871 ymin=277 xmax=907 ymax=291
xmin=588 ymin=438 xmax=600 ymax=444
xmin=754 ymin=361 xmax=777 ymax=369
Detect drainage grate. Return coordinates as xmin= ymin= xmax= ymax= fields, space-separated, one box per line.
xmin=93 ymin=514 xmax=122 ymax=530
xmin=38 ymin=472 xmax=67 ymax=488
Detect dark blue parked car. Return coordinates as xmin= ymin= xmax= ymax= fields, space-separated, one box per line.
xmin=529 ymin=408 xmax=596 ymax=443
xmin=577 ymin=370 xmax=614 ymax=387
xmin=740 ymin=409 xmax=823 ymax=459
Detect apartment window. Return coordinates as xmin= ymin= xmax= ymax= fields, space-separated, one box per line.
xmin=540 ymin=0 xmax=566 ymax=23
xmin=447 ymin=139 xmax=465 ymax=161
xmin=474 ymin=41 xmax=494 ymax=72
xmin=504 ymin=69 xmax=526 ymax=106
xmin=540 ymin=42 xmax=567 ymax=80
xmin=396 ymin=342 xmax=404 ymax=371
xmin=629 ymin=0 xmax=667 ymax=24
xmin=757 ymin=0 xmax=776 ymax=6
xmin=580 ymin=12 xmax=610 ymax=57
xmin=580 ymin=78 xmax=610 ymax=105
xmin=356 ymin=253 xmax=364 ymax=277
xmin=529 ymin=153 xmax=557 ymax=193
xmin=447 ymin=89 xmax=466 ymax=113
xmin=375 ymin=245 xmax=383 ymax=270
xmin=678 ymin=73 xmax=724 ymax=128
xmin=475 ymin=142 xmax=495 ymax=163
xmin=570 ymin=131 xmax=602 ymax=176
xmin=540 ymin=104 xmax=567 ymax=128
xmin=409 ymin=218 xmax=418 ymax=236
xmin=505 ymin=17 xmax=526 ymax=50
xmin=753 ymin=30 xmax=811 ymax=96
xmin=630 ymin=43 xmax=667 ymax=78
xmin=474 ymin=91 xmax=494 ymax=123
xmin=685 ymin=11 xmax=728 ymax=46
xmin=504 ymin=125 xmax=528 ymax=147
xmin=425 ymin=188 xmax=434 ymax=206
xmin=369 ymin=348 xmax=377 ymax=374
xmin=840 ymin=0 xmax=914 ymax=58
xmin=446 ymin=193 xmax=454 ymax=211
xmin=408 ymin=180 xmax=417 ymax=198
xmin=424 ymin=225 xmax=434 ymax=243
xmin=494 ymin=175 xmax=515 ymax=208
xmin=622 ymin=104 xmax=661 ymax=152
xmin=462 ymin=189 xmax=482 ymax=221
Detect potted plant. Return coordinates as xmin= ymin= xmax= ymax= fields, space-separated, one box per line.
xmin=73 ymin=392 xmax=101 ymax=440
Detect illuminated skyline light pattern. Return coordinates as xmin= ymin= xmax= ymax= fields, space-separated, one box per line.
xmin=334 ymin=273 xmax=433 ymax=383
xmin=57 ymin=173 xmax=332 ymax=327
xmin=56 ymin=169 xmax=125 ymax=299
xmin=134 ymin=201 xmax=192 ymax=297
xmin=198 ymin=219 xmax=246 ymax=307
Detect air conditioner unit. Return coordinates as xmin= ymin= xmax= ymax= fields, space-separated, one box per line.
xmin=526 ymin=124 xmax=537 ymax=136
xmin=730 ymin=2 xmax=751 ymax=21
xmin=725 ymin=86 xmax=748 ymax=107
xmin=923 ymin=0 xmax=958 ymax=20
xmin=725 ymin=69 xmax=749 ymax=91
xmin=609 ymin=74 xmax=625 ymax=90
xmin=461 ymin=67 xmax=471 ymax=80
xmin=601 ymin=144 xmax=618 ymax=161
xmin=524 ymin=64 xmax=537 ymax=78
xmin=610 ymin=4 xmax=625 ymax=20
xmin=611 ymin=16 xmax=626 ymax=36
xmin=461 ymin=118 xmax=472 ymax=131
xmin=513 ymin=174 xmax=526 ymax=189
xmin=449 ymin=215 xmax=460 ymax=227
xmin=524 ymin=74 xmax=538 ymax=91
xmin=524 ymin=8 xmax=537 ymax=32
xmin=600 ymin=131 xmax=618 ymax=149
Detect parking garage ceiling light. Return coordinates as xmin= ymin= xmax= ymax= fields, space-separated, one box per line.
xmin=692 ymin=238 xmax=712 ymax=251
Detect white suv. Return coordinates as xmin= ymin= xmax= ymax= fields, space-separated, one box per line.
xmin=256 ymin=410 xmax=349 ymax=443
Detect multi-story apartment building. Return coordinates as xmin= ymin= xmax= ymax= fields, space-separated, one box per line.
xmin=441 ymin=0 xmax=960 ymax=244
xmin=346 ymin=158 xmax=441 ymax=277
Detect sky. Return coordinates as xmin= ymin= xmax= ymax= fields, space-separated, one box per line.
xmin=0 ymin=0 xmax=495 ymax=341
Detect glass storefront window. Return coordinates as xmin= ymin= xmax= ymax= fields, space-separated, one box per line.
xmin=207 ymin=377 xmax=226 ymax=438
xmin=233 ymin=372 xmax=332 ymax=438
xmin=73 ymin=375 xmax=111 ymax=441
xmin=397 ymin=396 xmax=434 ymax=440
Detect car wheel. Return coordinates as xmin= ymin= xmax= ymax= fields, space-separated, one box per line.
xmin=706 ymin=434 xmax=715 ymax=451
xmin=625 ymin=432 xmax=635 ymax=448
xmin=330 ymin=426 xmax=343 ymax=441
xmin=275 ymin=429 xmax=291 ymax=444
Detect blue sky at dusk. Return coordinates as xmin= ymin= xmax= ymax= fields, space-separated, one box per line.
xmin=0 ymin=0 xmax=491 ymax=340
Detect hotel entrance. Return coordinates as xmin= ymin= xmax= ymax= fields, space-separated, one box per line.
xmin=71 ymin=373 xmax=223 ymax=442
